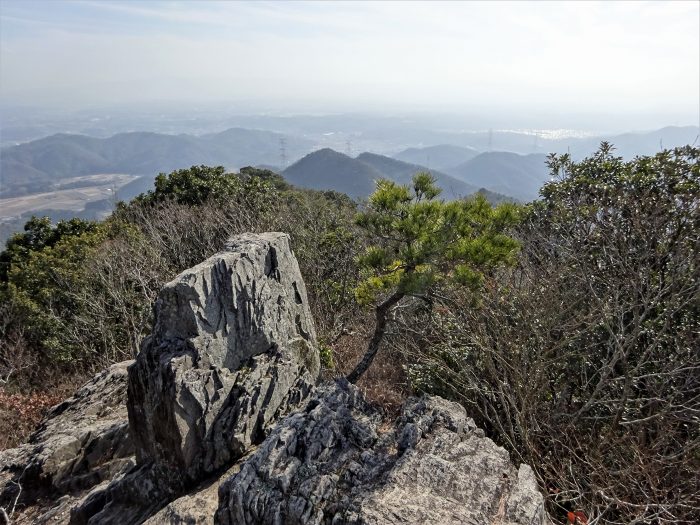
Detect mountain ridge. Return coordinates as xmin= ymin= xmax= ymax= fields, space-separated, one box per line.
xmin=444 ymin=151 xmax=550 ymax=201
xmin=1 ymin=128 xmax=314 ymax=197
xmin=282 ymin=148 xmax=383 ymax=199
xmin=392 ymin=144 xmax=480 ymax=170
xmin=283 ymin=148 xmax=481 ymax=200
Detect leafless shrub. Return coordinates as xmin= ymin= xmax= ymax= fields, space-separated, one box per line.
xmin=30 ymin=186 xmax=363 ymax=376
xmin=399 ymin=148 xmax=700 ymax=523
xmin=0 ymin=389 xmax=64 ymax=450
xmin=0 ymin=301 xmax=36 ymax=387
xmin=269 ymin=190 xmax=364 ymax=342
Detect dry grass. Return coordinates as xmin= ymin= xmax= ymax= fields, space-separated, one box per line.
xmin=0 ymin=390 xmax=60 ymax=450
xmin=0 ymin=378 xmax=87 ymax=450
xmin=329 ymin=329 xmax=411 ymax=419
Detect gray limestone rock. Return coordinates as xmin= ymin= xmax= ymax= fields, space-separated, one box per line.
xmin=0 ymin=361 xmax=135 ymax=524
xmin=216 ymin=380 xmax=549 ymax=525
xmin=142 ymin=463 xmax=242 ymax=525
xmin=2 ymin=232 xmax=551 ymax=525
xmin=73 ymin=232 xmax=321 ymax=524
xmin=127 ymin=232 xmax=320 ymax=486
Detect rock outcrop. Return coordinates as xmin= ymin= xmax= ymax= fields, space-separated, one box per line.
xmin=217 ymin=380 xmax=547 ymax=525
xmin=0 ymin=361 xmax=134 ymax=524
xmin=127 ymin=232 xmax=319 ymax=486
xmin=1 ymin=232 xmax=550 ymax=525
xmin=73 ymin=232 xmax=321 ymax=523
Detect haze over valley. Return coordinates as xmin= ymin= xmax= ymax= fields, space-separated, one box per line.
xmin=1 ymin=116 xmax=697 ymax=244
xmin=2 ymin=1 xmax=698 ymax=243
xmin=1 ymin=2 xmax=700 ymax=524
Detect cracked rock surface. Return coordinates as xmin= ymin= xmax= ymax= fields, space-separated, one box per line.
xmin=128 ymin=232 xmax=319 ymax=485
xmin=0 ymin=361 xmax=135 ymax=524
xmin=216 ymin=380 xmax=548 ymax=525
xmin=1 ymin=232 xmax=549 ymax=525
xmin=73 ymin=232 xmax=321 ymax=524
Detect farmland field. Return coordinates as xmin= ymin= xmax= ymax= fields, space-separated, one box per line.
xmin=0 ymin=174 xmax=137 ymax=219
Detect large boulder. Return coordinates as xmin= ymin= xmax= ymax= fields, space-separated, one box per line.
xmin=2 ymin=232 xmax=551 ymax=525
xmin=73 ymin=232 xmax=321 ymax=523
xmin=0 ymin=361 xmax=134 ymax=524
xmin=127 ymin=232 xmax=320 ymax=486
xmin=216 ymin=380 xmax=548 ymax=525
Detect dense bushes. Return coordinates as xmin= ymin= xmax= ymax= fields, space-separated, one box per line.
xmin=1 ymin=147 xmax=698 ymax=523
xmin=402 ymin=145 xmax=700 ymax=523
xmin=0 ymin=166 xmax=362 ymax=388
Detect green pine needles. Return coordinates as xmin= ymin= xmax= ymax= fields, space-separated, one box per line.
xmin=347 ymin=172 xmax=520 ymax=383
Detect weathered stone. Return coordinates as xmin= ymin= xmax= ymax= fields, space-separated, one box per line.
xmin=216 ymin=380 xmax=549 ymax=525
xmin=0 ymin=361 xmax=134 ymax=524
xmin=127 ymin=232 xmax=320 ymax=487
xmin=69 ymin=462 xmax=172 ymax=525
xmin=69 ymin=232 xmax=321 ymax=524
xmin=2 ymin=232 xmax=551 ymax=525
xmin=142 ymin=464 xmax=242 ymax=525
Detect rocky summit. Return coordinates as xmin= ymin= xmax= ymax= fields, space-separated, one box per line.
xmin=127 ymin=232 xmax=320 ymax=487
xmin=0 ymin=232 xmax=549 ymax=525
xmin=216 ymin=382 xmax=547 ymax=525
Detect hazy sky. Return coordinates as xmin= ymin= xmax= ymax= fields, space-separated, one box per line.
xmin=1 ymin=0 xmax=698 ymax=129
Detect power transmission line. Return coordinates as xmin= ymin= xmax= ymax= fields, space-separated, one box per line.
xmin=279 ymin=137 xmax=287 ymax=169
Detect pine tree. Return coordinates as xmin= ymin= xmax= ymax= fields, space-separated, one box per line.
xmin=347 ymin=173 xmax=520 ymax=382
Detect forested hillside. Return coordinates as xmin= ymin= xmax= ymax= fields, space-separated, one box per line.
xmin=0 ymin=146 xmax=698 ymax=523
xmin=283 ymin=148 xmax=481 ymax=200
xmin=0 ymin=129 xmax=313 ymax=197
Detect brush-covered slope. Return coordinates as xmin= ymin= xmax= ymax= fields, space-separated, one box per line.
xmin=0 ymin=233 xmax=548 ymax=525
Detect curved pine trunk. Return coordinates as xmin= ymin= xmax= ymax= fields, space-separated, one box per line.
xmin=346 ymin=291 xmax=404 ymax=383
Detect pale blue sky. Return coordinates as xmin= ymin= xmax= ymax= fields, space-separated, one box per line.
xmin=1 ymin=1 xmax=698 ymax=126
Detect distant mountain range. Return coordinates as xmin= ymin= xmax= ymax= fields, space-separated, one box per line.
xmin=282 ymin=149 xmax=478 ymax=200
xmin=0 ymin=128 xmax=313 ymax=197
xmin=393 ymin=144 xmax=480 ymax=171
xmin=388 ymin=126 xmax=700 ymax=201
xmin=2 ymin=124 xmax=696 ymax=240
xmin=356 ymin=152 xmax=479 ymax=198
xmin=393 ymin=146 xmax=550 ymax=202
xmin=443 ymin=152 xmax=550 ymax=201
xmin=394 ymin=126 xmax=698 ymax=162
xmin=556 ymin=125 xmax=699 ymax=159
